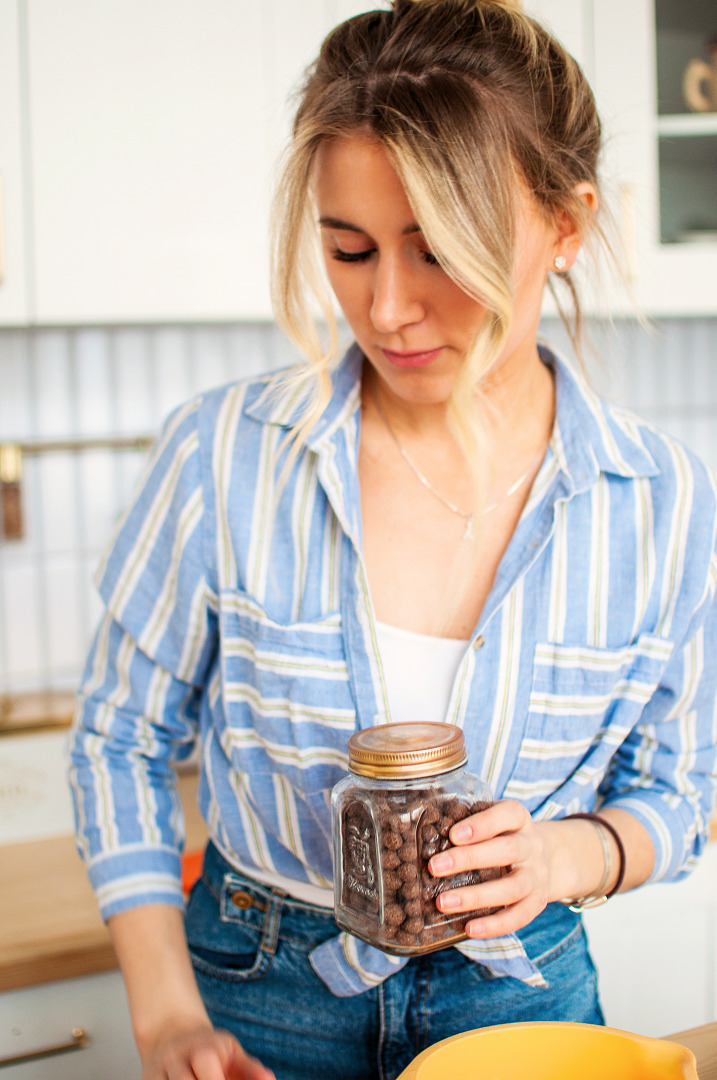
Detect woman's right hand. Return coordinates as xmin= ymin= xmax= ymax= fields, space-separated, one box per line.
xmin=104 ymin=907 xmax=275 ymax=1080
xmin=141 ymin=1021 xmax=275 ymax=1080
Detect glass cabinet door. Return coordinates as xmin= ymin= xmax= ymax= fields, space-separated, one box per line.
xmin=655 ymin=0 xmax=717 ymax=244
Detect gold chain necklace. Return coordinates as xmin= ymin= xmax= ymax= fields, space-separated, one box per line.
xmin=372 ymin=385 xmax=547 ymax=540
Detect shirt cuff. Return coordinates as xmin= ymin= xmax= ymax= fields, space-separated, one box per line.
xmin=601 ymin=792 xmax=707 ymax=883
xmin=83 ymin=844 xmax=185 ymax=920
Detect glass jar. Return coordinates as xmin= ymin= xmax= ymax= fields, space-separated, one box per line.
xmin=331 ymin=722 xmax=506 ymax=956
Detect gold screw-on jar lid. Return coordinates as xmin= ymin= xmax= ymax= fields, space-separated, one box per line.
xmin=347 ymin=722 xmax=467 ymax=779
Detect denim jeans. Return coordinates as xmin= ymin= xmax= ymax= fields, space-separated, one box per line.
xmin=185 ymin=842 xmax=604 ymax=1080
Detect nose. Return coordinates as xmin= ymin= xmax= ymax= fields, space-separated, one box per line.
xmin=370 ymin=257 xmax=426 ymax=334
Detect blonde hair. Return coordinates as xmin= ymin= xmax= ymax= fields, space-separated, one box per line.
xmin=270 ymin=0 xmax=608 ymax=493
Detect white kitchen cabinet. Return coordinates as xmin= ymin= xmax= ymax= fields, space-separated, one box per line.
xmin=584 ymin=842 xmax=717 ymax=1038
xmin=25 ymin=0 xmax=270 ymax=323
xmin=0 ymin=971 xmax=139 ymax=1079
xmin=23 ymin=0 xmax=378 ymax=325
xmin=0 ymin=0 xmax=29 ymax=324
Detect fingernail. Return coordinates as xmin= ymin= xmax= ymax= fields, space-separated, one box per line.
xmin=439 ymin=891 xmax=461 ymax=910
xmin=430 ymin=852 xmax=453 ymax=873
xmin=451 ymin=822 xmax=472 ymax=843
xmin=466 ymin=920 xmax=486 ymax=937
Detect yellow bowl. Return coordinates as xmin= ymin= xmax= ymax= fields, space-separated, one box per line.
xmin=396 ymin=1022 xmax=699 ymax=1080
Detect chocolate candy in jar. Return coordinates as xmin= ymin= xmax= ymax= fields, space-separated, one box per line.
xmin=331 ymin=722 xmax=508 ymax=955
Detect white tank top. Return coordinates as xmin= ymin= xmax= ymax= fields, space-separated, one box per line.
xmin=375 ymin=620 xmax=468 ymax=725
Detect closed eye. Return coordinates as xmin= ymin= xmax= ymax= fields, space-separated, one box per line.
xmin=330 ymin=247 xmax=374 ymax=263
xmin=330 ymin=247 xmax=439 ymax=266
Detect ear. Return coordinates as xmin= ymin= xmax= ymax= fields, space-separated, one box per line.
xmin=552 ymin=182 xmax=598 ymax=272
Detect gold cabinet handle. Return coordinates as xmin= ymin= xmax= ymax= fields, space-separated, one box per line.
xmin=0 ymin=1027 xmax=90 ymax=1068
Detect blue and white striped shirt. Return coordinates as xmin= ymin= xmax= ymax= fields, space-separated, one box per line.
xmin=69 ymin=343 xmax=717 ymax=996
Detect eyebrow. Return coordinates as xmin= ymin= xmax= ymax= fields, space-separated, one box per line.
xmin=318 ymin=216 xmax=422 ymax=236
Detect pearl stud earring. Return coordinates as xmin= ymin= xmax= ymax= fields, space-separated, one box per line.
xmin=554 ymin=255 xmax=567 ymax=271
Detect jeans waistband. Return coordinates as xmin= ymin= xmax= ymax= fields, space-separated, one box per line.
xmin=201 ymin=841 xmax=338 ymax=918
xmin=198 ymin=840 xmax=581 ymax=968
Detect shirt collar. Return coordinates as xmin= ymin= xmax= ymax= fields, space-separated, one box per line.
xmin=541 ymin=341 xmax=659 ymax=495
xmin=243 ymin=342 xmax=364 ymax=450
xmin=244 ymin=338 xmax=659 ymax=485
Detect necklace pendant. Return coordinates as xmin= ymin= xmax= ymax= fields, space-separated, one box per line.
xmin=463 ymin=514 xmax=475 ymax=541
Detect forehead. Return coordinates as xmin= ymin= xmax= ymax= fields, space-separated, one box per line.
xmin=313 ymin=136 xmax=414 ymax=214
xmin=313 ymin=132 xmax=552 ymax=243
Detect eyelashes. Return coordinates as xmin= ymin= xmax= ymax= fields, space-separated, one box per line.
xmin=331 ymin=248 xmax=374 ymax=263
xmin=329 ymin=247 xmax=440 ymax=266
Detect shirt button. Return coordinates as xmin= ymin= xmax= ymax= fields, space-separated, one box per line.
xmin=231 ymin=889 xmax=254 ymax=909
xmin=474 ymin=635 xmax=485 ymax=650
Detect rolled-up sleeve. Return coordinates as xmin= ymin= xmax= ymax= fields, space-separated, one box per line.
xmin=600 ymin=550 xmax=717 ymax=883
xmin=68 ymin=397 xmax=218 ymax=919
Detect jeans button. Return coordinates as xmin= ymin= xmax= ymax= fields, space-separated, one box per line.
xmin=231 ymin=889 xmax=254 ymax=910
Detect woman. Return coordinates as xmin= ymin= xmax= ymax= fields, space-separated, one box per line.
xmin=69 ymin=2 xmax=717 ymax=1078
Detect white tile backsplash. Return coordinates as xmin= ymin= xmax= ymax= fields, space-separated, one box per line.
xmin=78 ymin=450 xmax=128 ymax=550
xmin=113 ymin=329 xmax=156 ymax=431
xmin=2 ymin=559 xmax=42 ymax=688
xmin=0 ymin=333 xmax=33 ymax=439
xmin=1 ymin=317 xmax=717 ymax=694
xmin=154 ymin=327 xmax=196 ymax=420
xmin=38 ymin=455 xmax=80 ymax=553
xmin=44 ymin=554 xmax=87 ymax=679
xmin=33 ymin=331 xmax=74 ymax=437
xmin=75 ymin=329 xmax=115 ymax=436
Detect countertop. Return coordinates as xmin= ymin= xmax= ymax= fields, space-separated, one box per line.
xmin=667 ymin=1023 xmax=717 ymax=1080
xmin=0 ymin=769 xmax=208 ymax=993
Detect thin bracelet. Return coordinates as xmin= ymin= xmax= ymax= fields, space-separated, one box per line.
xmin=561 ymin=812 xmax=626 ymax=911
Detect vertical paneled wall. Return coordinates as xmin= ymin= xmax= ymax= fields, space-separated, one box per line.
xmin=0 ymin=316 xmax=716 ymax=693
xmin=0 ymin=323 xmax=299 ymax=693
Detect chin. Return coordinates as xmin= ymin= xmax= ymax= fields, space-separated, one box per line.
xmin=378 ymin=370 xmax=456 ymax=406
xmin=364 ymin=354 xmax=459 ymax=403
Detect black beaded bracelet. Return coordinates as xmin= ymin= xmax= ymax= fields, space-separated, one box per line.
xmin=562 ymin=812 xmax=626 ymax=909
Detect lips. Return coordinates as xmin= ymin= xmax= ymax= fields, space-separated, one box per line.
xmin=380 ymin=347 xmax=443 ymax=368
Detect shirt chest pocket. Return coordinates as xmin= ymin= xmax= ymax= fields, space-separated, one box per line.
xmin=217 ymin=588 xmax=357 ymax=796
xmin=505 ymin=633 xmax=673 ymax=802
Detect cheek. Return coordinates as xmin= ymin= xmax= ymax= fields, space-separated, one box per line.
xmin=443 ymin=287 xmax=484 ymax=340
xmin=329 ymin=275 xmax=374 ymax=336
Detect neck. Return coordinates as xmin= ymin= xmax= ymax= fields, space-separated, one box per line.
xmin=482 ymin=343 xmax=555 ymax=454
xmin=363 ymin=341 xmax=554 ymax=455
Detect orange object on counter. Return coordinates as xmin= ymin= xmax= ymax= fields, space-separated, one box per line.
xmin=396 ymin=1022 xmax=699 ymax=1080
xmin=181 ymin=850 xmax=204 ymax=897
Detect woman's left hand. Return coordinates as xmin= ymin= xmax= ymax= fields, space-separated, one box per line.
xmin=428 ymin=799 xmax=553 ymax=938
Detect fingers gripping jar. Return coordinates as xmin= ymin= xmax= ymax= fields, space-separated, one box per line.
xmin=331 ymin=722 xmax=507 ymax=955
